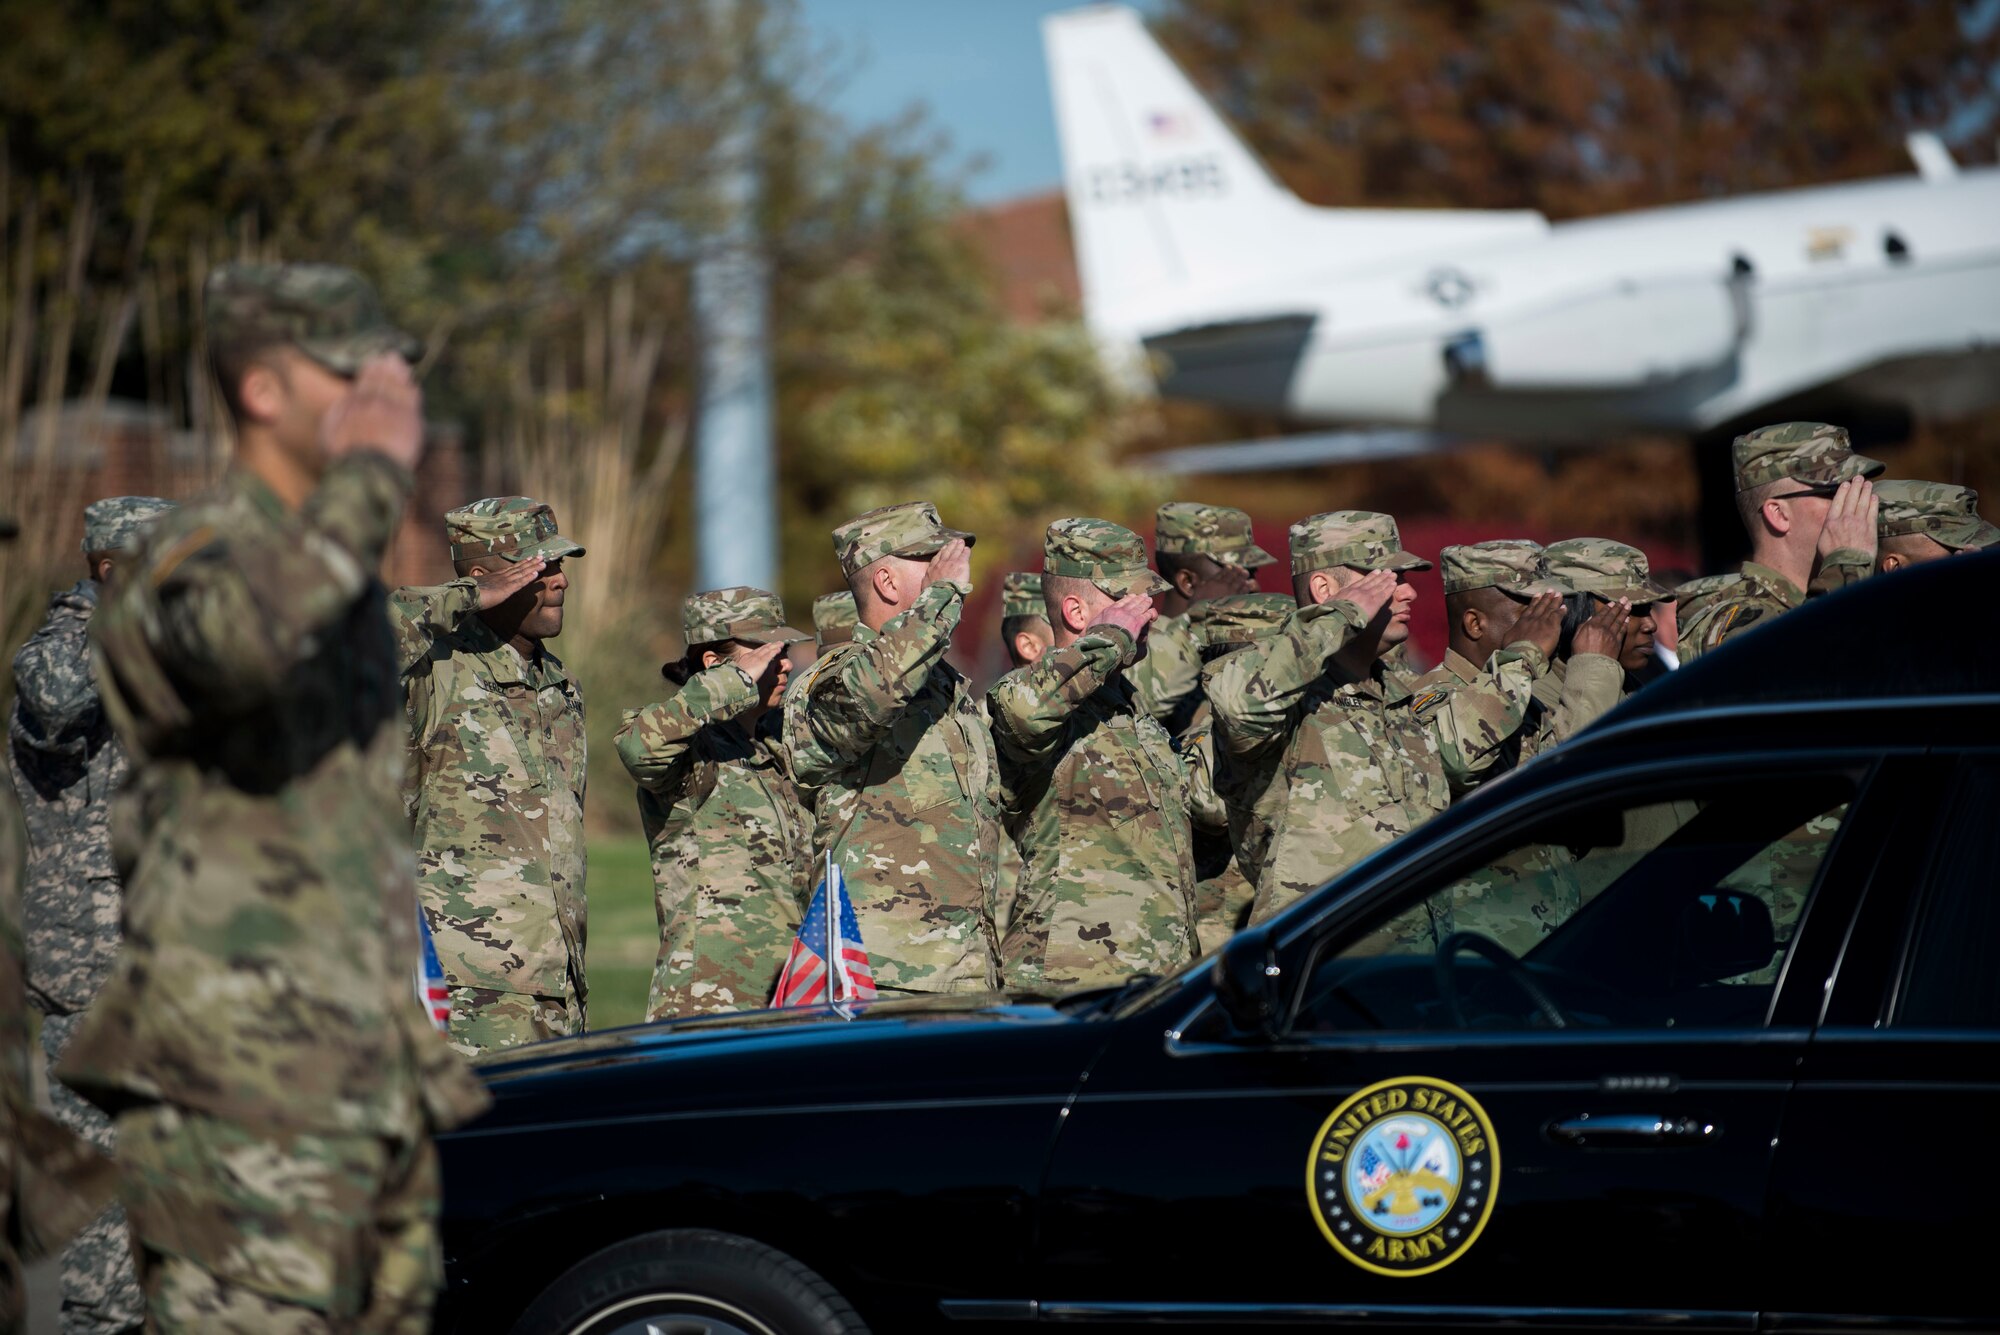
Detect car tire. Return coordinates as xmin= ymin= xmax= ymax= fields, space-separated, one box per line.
xmin=508 ymin=1227 xmax=871 ymax=1335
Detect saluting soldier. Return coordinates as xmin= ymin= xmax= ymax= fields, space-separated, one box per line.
xmin=1874 ymin=481 xmax=1998 ymax=572
xmin=989 ymin=520 xmax=1194 ymax=990
xmin=1129 ymin=502 xmax=1272 ymax=725
xmin=1676 ymin=422 xmax=1883 ymax=661
xmin=56 ymin=262 xmax=487 ymax=1332
xmin=9 ymin=496 xmax=171 ymax=1335
xmin=1409 ymin=541 xmax=1567 ymax=798
xmin=1173 ymin=592 xmax=1294 ymax=954
xmin=783 ymin=503 xmax=1004 ymax=994
xmin=616 ymin=588 xmax=814 ymax=1019
xmin=1209 ymin=512 xmax=1444 ymax=926
xmin=391 ymin=499 xmax=589 ymax=1055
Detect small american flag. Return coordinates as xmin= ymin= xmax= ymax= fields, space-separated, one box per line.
xmin=415 ymin=906 xmax=452 ymax=1032
xmin=1356 ymin=1143 xmax=1390 ymax=1192
xmin=773 ymin=854 xmax=877 ymax=1008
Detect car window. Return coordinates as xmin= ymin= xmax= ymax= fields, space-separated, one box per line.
xmin=1291 ymin=775 xmax=1855 ymax=1034
xmin=1894 ymin=759 xmax=2000 ymax=1029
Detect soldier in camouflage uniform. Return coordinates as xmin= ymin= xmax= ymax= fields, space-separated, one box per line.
xmin=1210 ymin=512 xmax=1447 ymax=926
xmin=391 ymin=499 xmax=589 ymax=1056
xmin=9 ymin=497 xmax=172 ymax=1334
xmin=1174 ymin=593 xmax=1293 ymax=954
xmin=1129 ymin=503 xmax=1273 ymax=725
xmin=615 ymin=588 xmax=813 ymax=1019
xmin=1498 ymin=538 xmax=1659 ymax=761
xmin=783 ymin=503 xmax=1004 ymax=994
xmin=988 ymin=520 xmax=1193 ymax=990
xmin=1409 ymin=541 xmax=1566 ymax=799
xmin=1000 ymin=572 xmax=1052 ymax=670
xmin=1676 ymin=422 xmax=1883 ymax=661
xmin=1875 ymin=480 xmax=1998 ymax=572
xmin=55 ymin=263 xmax=488 ymax=1333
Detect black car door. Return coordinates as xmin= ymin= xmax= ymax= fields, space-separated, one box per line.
xmin=1764 ymin=751 xmax=2000 ymax=1331
xmin=1033 ymin=752 xmax=1897 ymax=1328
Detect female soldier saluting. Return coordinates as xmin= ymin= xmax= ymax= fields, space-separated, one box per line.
xmin=616 ymin=588 xmax=814 ymax=1019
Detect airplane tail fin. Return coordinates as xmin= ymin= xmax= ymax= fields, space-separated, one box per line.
xmin=1043 ymin=6 xmax=1544 ymax=336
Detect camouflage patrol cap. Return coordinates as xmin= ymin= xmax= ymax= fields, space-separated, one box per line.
xmin=1189 ymin=591 xmax=1295 ymax=648
xmin=832 ymin=502 xmax=974 ymax=580
xmin=1543 ymin=538 xmax=1674 ymax=602
xmin=1045 ymin=517 xmax=1172 ymax=598
xmin=1001 ymin=571 xmax=1046 ymax=621
xmin=683 ymin=586 xmax=808 ymax=647
xmin=813 ymin=591 xmax=858 ymax=646
xmin=1289 ymin=510 xmax=1431 ymax=576
xmin=446 ymin=496 xmax=585 ymax=564
xmin=1732 ymin=421 xmax=1885 ymax=493
xmin=1439 ymin=539 xmax=1560 ymax=596
xmin=1876 ymin=480 xmax=1999 ymax=552
xmin=81 ymin=496 xmax=175 ymax=554
xmin=204 ymin=262 xmax=422 ymax=374
xmin=1154 ymin=502 xmax=1276 ymax=568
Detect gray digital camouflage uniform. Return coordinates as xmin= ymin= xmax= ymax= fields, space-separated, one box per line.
xmin=989 ymin=520 xmax=1194 ymax=990
xmin=1210 ymin=513 xmax=1448 ymax=927
xmin=54 ymin=262 xmax=488 ymax=1335
xmin=616 ymin=588 xmax=813 ymax=1019
xmin=784 ymin=503 xmax=1003 ymax=994
xmin=392 ymin=498 xmax=589 ymax=1057
xmin=1677 ymin=423 xmax=1883 ymax=661
xmin=9 ymin=497 xmax=171 ymax=1335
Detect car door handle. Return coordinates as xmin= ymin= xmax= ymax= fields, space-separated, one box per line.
xmin=1546 ymin=1113 xmax=1720 ymax=1148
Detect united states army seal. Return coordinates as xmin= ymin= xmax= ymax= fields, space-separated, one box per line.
xmin=1306 ymin=1075 xmax=1499 ymax=1277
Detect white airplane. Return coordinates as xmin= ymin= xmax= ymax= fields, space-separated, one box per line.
xmin=1044 ymin=4 xmax=2000 ymax=475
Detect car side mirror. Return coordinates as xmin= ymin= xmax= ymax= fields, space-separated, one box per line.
xmin=1213 ymin=930 xmax=1281 ymax=1039
xmin=1676 ymin=889 xmax=1776 ymax=986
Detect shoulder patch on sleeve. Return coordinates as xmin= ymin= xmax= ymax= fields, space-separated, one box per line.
xmin=1718 ymin=603 xmax=1764 ymax=638
xmin=1411 ymin=686 xmax=1450 ymax=716
xmin=146 ymin=524 xmax=221 ymax=589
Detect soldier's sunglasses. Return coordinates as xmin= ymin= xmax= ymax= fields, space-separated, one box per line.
xmin=1767 ymin=483 xmax=1842 ymax=501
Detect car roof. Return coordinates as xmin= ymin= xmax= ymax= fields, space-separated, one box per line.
xmin=1604 ymin=547 xmax=1999 ymax=725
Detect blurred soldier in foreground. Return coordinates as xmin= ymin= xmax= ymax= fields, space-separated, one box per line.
xmin=1874 ymin=481 xmax=1998 ymax=571
xmin=1677 ymin=422 xmax=1882 ymax=660
xmin=9 ymin=496 xmax=171 ymax=1335
xmin=1000 ymin=572 xmax=1052 ymax=670
xmin=1211 ymin=512 xmax=1436 ymax=925
xmin=616 ymin=588 xmax=812 ymax=1019
xmin=1411 ymin=541 xmax=1565 ymax=799
xmin=392 ymin=499 xmax=588 ymax=1056
xmin=1130 ymin=503 xmax=1272 ymax=725
xmin=1174 ymin=593 xmax=1293 ymax=953
xmin=5 ymin=508 xmax=118 ymax=1334
xmin=990 ymin=520 xmax=1192 ymax=990
xmin=784 ymin=504 xmax=1003 ymax=994
xmin=57 ymin=263 xmax=487 ymax=1332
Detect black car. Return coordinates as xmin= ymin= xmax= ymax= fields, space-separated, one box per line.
xmin=437 ymin=551 xmax=1999 ymax=1334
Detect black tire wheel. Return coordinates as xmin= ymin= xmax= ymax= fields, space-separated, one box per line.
xmin=509 ymin=1228 xmax=871 ymax=1335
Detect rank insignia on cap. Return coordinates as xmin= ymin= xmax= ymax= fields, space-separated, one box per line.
xmin=1307 ymin=1076 xmax=1499 ymax=1277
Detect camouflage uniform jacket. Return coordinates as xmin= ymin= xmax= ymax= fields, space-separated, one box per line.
xmin=783 ymin=581 xmax=1002 ymax=993
xmin=1210 ymin=599 xmax=1446 ymax=924
xmin=391 ymin=580 xmax=588 ymax=1008
xmin=1127 ymin=611 xmax=1201 ymax=724
xmin=989 ymin=627 xmax=1196 ymax=990
xmin=1409 ymin=641 xmax=1549 ymax=797
xmin=1677 ymin=555 xmax=1870 ymax=663
xmin=7 ymin=580 xmax=125 ymax=1015
xmin=1174 ymin=697 xmax=1256 ymax=955
xmin=1519 ymin=652 xmax=1627 ymax=760
xmin=56 ymin=458 xmax=488 ymax=1138
xmin=615 ymin=666 xmax=812 ymax=1019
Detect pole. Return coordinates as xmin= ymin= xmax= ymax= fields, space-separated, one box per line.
xmin=693 ymin=0 xmax=776 ymax=592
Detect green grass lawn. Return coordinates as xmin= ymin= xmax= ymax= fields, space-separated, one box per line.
xmin=586 ymin=834 xmax=657 ymax=1030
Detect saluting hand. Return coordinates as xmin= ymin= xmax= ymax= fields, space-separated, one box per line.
xmin=1508 ymin=591 xmax=1564 ymax=658
xmin=472 ymin=557 xmax=545 ymax=610
xmin=1817 ymin=477 xmax=1878 ymax=561
xmin=1089 ymin=592 xmax=1158 ymax=643
xmin=1335 ymin=569 xmax=1399 ymax=623
xmin=923 ymin=538 xmax=973 ymax=591
xmin=1571 ymin=598 xmax=1631 ymax=660
xmin=322 ymin=353 xmax=425 ymax=471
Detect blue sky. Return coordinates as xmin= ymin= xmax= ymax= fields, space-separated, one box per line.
xmin=796 ymin=0 xmax=1165 ymax=204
